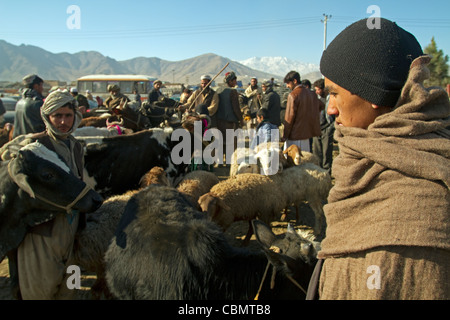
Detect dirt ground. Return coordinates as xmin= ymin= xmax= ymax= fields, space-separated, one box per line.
xmin=0 ymin=160 xmax=328 ymax=300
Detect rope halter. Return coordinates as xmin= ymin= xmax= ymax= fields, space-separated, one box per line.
xmin=7 ymin=159 xmax=93 ymax=214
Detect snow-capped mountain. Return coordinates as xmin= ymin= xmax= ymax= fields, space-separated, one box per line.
xmin=238 ymin=56 xmax=320 ymax=78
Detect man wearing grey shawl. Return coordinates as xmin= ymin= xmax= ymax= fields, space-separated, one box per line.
xmin=4 ymin=90 xmax=87 ymax=299
xmin=308 ymin=18 xmax=449 ymax=300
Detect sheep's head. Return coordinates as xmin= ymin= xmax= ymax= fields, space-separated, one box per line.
xmin=198 ymin=193 xmax=230 ymax=220
xmin=283 ymin=145 xmax=302 ymax=166
xmin=139 ymin=166 xmax=171 ymax=188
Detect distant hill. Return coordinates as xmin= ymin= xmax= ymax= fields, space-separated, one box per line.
xmin=0 ymin=40 xmax=280 ymax=85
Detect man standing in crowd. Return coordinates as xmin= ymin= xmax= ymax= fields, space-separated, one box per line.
xmin=216 ymin=71 xmax=243 ymax=161
xmin=309 ymin=18 xmax=449 ymax=300
xmin=282 ymin=71 xmax=322 ymax=152
xmin=312 ymin=78 xmax=335 ymax=175
xmin=70 ymin=87 xmax=89 ymax=114
xmin=260 ymin=79 xmax=281 ymax=127
xmin=13 ymin=74 xmax=46 ymax=138
xmin=148 ymin=80 xmax=163 ymax=104
xmin=104 ymin=84 xmax=130 ymax=113
xmin=185 ymin=75 xmax=219 ymax=128
xmin=10 ymin=90 xmax=95 ymax=299
xmin=244 ymin=76 xmax=262 ymax=119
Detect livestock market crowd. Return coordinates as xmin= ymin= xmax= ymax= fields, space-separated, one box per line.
xmin=0 ymin=17 xmax=449 ymax=301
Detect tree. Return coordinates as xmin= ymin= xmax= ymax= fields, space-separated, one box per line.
xmin=423 ymin=37 xmax=449 ymax=88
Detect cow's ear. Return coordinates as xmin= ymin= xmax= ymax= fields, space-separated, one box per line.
xmin=252 ymin=220 xmax=276 ymax=248
xmin=8 ymin=156 xmax=35 ymax=199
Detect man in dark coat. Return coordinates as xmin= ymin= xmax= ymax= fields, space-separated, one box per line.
xmin=13 ymin=74 xmax=46 ymax=138
xmin=215 ymin=72 xmax=243 ymax=161
xmin=148 ymin=80 xmax=163 ymax=104
xmin=260 ymin=80 xmax=281 ymax=127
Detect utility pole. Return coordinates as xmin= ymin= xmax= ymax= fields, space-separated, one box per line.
xmin=321 ymin=14 xmax=332 ymax=50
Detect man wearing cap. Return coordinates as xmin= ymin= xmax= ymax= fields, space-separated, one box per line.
xmin=309 ymin=18 xmax=449 ymax=300
xmin=70 ymin=87 xmax=89 ymax=114
xmin=13 ymin=74 xmax=46 ymax=138
xmin=260 ymin=80 xmax=281 ymax=127
xmin=104 ymin=84 xmax=130 ymax=113
xmin=148 ymin=80 xmax=163 ymax=104
xmin=216 ymin=72 xmax=243 ymax=159
xmin=5 ymin=90 xmax=94 ymax=299
xmin=185 ymin=75 xmax=219 ymax=127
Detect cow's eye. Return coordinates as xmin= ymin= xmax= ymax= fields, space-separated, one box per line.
xmin=41 ymin=172 xmax=54 ymax=180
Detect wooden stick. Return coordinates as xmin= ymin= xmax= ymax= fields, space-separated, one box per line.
xmin=187 ymin=62 xmax=230 ymax=111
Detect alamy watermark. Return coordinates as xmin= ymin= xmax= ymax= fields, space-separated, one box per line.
xmin=170 ymin=121 xmax=280 ymax=176
xmin=366 ymin=265 xmax=381 ymax=290
xmin=367 ymin=5 xmax=381 ymax=29
xmin=66 ymin=5 xmax=81 ymax=30
xmin=66 ymin=265 xmax=81 ymax=290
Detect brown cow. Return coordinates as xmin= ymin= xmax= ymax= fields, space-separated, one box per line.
xmin=0 ymin=123 xmax=14 ymax=148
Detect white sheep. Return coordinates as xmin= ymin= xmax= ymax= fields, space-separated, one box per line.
xmin=198 ymin=173 xmax=286 ymax=245
xmin=229 ymin=141 xmax=287 ymax=177
xmin=229 ymin=147 xmax=258 ymax=177
xmin=271 ymin=162 xmax=332 ymax=236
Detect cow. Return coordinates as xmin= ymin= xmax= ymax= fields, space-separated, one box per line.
xmin=0 ymin=123 xmax=14 ymax=148
xmin=0 ymin=141 xmax=103 ymax=263
xmin=105 ymin=185 xmax=318 ymax=300
xmin=140 ymin=96 xmax=180 ymax=128
xmin=80 ymin=101 xmax=150 ymax=132
xmin=79 ymin=127 xmax=191 ymax=197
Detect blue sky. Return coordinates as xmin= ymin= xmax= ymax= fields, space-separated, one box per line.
xmin=1 ymin=0 xmax=449 ymax=65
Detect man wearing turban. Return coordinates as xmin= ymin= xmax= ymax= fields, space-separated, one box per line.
xmin=3 ymin=90 xmax=91 ymax=299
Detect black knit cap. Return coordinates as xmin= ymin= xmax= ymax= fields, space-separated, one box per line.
xmin=320 ymin=18 xmax=423 ymax=107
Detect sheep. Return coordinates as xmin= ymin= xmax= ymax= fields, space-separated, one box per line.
xmin=229 ymin=141 xmax=287 ymax=177
xmin=139 ymin=166 xmax=172 ymax=188
xmin=229 ymin=147 xmax=258 ymax=177
xmin=139 ymin=167 xmax=220 ymax=209
xmin=175 ymin=170 xmax=220 ymax=208
xmin=271 ymin=162 xmax=332 ymax=237
xmin=198 ymin=173 xmax=286 ymax=245
xmin=283 ymin=144 xmax=320 ymax=167
xmin=72 ymin=190 xmax=136 ymax=299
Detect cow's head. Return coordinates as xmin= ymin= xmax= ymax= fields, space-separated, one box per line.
xmin=9 ymin=142 xmax=103 ymax=213
xmin=252 ymin=220 xmax=319 ymax=298
xmin=1 ymin=142 xmax=103 ymax=261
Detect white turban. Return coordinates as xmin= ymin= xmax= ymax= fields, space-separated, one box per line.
xmin=41 ymin=90 xmax=83 ymax=138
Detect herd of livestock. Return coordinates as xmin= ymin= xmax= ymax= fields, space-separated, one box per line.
xmin=0 ymin=97 xmax=333 ymax=300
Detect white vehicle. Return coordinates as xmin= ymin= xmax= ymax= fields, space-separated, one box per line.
xmin=77 ymin=74 xmax=157 ymax=101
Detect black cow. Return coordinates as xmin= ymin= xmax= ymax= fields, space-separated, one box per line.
xmin=0 ymin=141 xmax=103 ymax=263
xmin=105 ymin=185 xmax=317 ymax=300
xmin=80 ymin=127 xmax=190 ymax=197
xmin=140 ymin=96 xmax=179 ymax=128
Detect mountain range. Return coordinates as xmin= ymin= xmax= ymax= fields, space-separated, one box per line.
xmin=0 ymin=39 xmax=321 ymax=85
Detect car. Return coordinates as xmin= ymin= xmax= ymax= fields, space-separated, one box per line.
xmin=0 ymin=96 xmax=18 ymax=126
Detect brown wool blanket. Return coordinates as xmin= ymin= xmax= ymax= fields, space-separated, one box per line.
xmin=318 ymin=56 xmax=450 ymax=259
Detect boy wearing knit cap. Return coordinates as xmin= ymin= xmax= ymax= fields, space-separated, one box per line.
xmin=309 ymin=18 xmax=449 ymax=300
xmin=13 ymin=74 xmax=46 ymax=138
